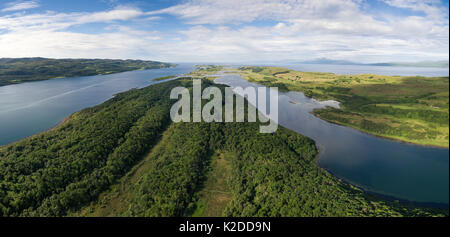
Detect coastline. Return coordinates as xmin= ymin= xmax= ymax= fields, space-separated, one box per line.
xmin=0 ymin=113 xmax=73 ymax=149
xmin=312 ymin=109 xmax=449 ymax=149
xmin=314 ymin=146 xmax=449 ymax=209
xmin=0 ymin=64 xmax=176 ymax=88
xmin=1 ymin=75 xmax=447 ymax=212
xmin=233 ymin=70 xmax=448 ymax=149
xmin=216 ymin=71 xmax=448 ymax=208
xmin=0 ymin=68 xmax=185 ymax=149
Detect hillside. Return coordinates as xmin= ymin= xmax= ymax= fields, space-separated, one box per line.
xmin=0 ymin=58 xmax=174 ymax=87
xmin=0 ymin=78 xmax=447 ymax=217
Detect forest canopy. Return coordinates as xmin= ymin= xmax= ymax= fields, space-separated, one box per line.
xmin=0 ymin=78 xmax=447 ymax=217
xmin=0 ymin=58 xmax=174 ymax=86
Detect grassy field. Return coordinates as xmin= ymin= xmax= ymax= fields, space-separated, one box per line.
xmin=189 ymin=152 xmax=233 ymax=217
xmin=209 ymin=66 xmax=448 ymax=148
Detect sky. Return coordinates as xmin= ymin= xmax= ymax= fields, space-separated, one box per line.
xmin=0 ymin=0 xmax=448 ymax=63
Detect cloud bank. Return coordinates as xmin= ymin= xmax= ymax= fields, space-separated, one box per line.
xmin=1 ymin=1 xmax=40 ymax=12
xmin=0 ymin=0 xmax=448 ymax=63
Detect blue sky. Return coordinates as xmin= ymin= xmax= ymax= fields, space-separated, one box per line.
xmin=0 ymin=0 xmax=448 ymax=63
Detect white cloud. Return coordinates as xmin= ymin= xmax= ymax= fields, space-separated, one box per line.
xmin=144 ymin=0 xmax=449 ymax=62
xmin=161 ymin=24 xmax=448 ymax=63
xmin=0 ymin=6 xmax=164 ymax=60
xmin=0 ymin=6 xmax=146 ymax=32
xmin=77 ymin=6 xmax=143 ymax=23
xmin=1 ymin=1 xmax=39 ymax=12
xmin=0 ymin=0 xmax=448 ymax=63
xmin=147 ymin=0 xmax=363 ymax=25
xmin=382 ymin=0 xmax=448 ymax=21
xmin=0 ymin=29 xmax=163 ymax=59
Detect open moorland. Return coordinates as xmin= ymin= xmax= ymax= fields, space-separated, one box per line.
xmin=203 ymin=66 xmax=449 ymax=148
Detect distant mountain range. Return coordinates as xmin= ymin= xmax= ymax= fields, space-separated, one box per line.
xmin=299 ymin=58 xmax=449 ymax=68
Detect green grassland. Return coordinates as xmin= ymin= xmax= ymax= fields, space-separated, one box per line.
xmin=226 ymin=66 xmax=449 ymax=148
xmin=0 ymin=78 xmax=446 ymax=217
xmin=187 ymin=65 xmax=226 ymax=77
xmin=0 ymin=58 xmax=174 ymax=86
xmin=189 ymin=151 xmax=233 ymax=217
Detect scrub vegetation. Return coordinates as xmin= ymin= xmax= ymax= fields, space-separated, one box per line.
xmin=0 ymin=58 xmax=174 ymax=86
xmin=0 ymin=78 xmax=447 ymax=217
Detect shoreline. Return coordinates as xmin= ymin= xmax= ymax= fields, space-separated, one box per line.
xmin=0 ymin=113 xmax=73 ymax=149
xmin=0 ymin=64 xmax=176 ymax=88
xmin=223 ymin=66 xmax=449 ymax=149
xmin=313 ymin=147 xmax=449 ymax=209
xmin=230 ymin=70 xmax=448 ymax=149
xmin=313 ymin=141 xmax=448 ymax=209
xmin=0 ymin=69 xmax=186 ymax=149
xmin=314 ymin=153 xmax=449 ymax=209
xmin=312 ymin=110 xmax=449 ymax=149
xmin=2 ymin=71 xmax=448 ymax=210
xmin=292 ymin=86 xmax=449 ymax=149
xmin=215 ymin=71 xmax=449 ymax=208
xmin=2 ymin=99 xmax=446 ymax=211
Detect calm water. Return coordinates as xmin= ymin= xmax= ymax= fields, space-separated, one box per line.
xmin=0 ymin=63 xmax=448 ymax=205
xmin=0 ymin=64 xmax=195 ymax=145
xmin=240 ymin=63 xmax=449 ymax=77
xmin=215 ymin=74 xmax=449 ymax=205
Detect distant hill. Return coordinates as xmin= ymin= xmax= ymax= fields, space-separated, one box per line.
xmin=300 ymin=58 xmax=449 ymax=68
xmin=369 ymin=61 xmax=449 ymax=68
xmin=300 ymin=58 xmax=360 ymax=65
xmin=0 ymin=58 xmax=175 ymax=87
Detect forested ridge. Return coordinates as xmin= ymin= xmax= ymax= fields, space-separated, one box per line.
xmin=0 ymin=58 xmax=174 ymax=86
xmin=0 ymin=79 xmax=178 ymax=216
xmin=0 ymin=78 xmax=447 ymax=217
